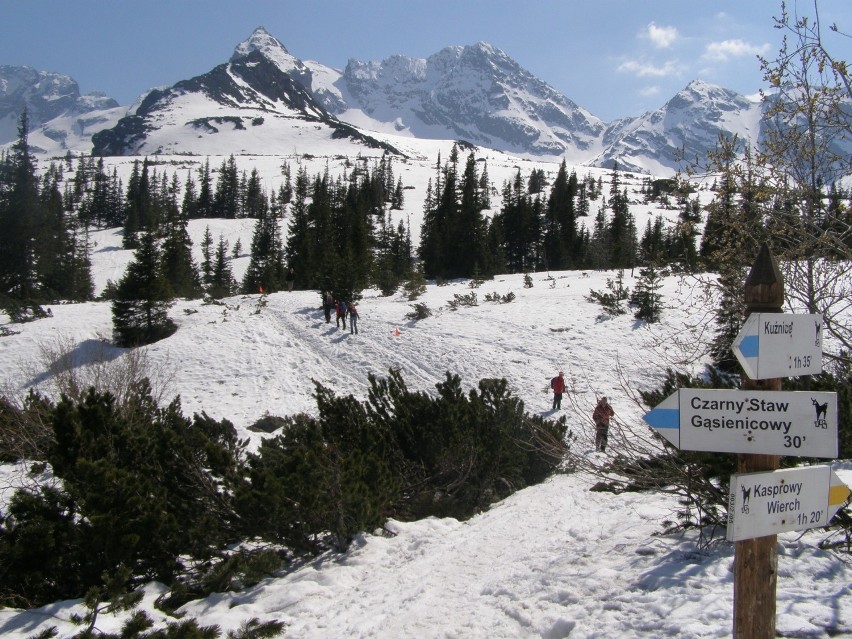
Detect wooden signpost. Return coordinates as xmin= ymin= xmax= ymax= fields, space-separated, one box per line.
xmin=642 ymin=244 xmax=848 ymax=639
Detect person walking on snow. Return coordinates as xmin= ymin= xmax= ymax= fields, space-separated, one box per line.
xmin=348 ymin=302 xmax=359 ymax=334
xmin=323 ymin=291 xmax=333 ymax=323
xmin=550 ymin=371 xmax=565 ymax=410
xmin=336 ymin=299 xmax=348 ymax=329
xmin=593 ymin=396 xmax=615 ymax=452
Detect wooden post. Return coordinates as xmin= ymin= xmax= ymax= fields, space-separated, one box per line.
xmin=733 ymin=243 xmax=783 ymax=638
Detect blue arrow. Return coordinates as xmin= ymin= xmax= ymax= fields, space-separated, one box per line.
xmin=738 ymin=335 xmax=759 ymax=358
xmin=643 ymin=407 xmax=679 ymax=429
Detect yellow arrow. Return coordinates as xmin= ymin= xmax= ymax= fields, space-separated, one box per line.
xmin=829 ymin=482 xmax=850 ymax=506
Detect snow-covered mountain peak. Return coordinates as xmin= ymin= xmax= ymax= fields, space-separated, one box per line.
xmin=594 ymin=79 xmax=764 ymax=174
xmin=667 ymin=79 xmax=754 ymax=113
xmin=337 ymin=41 xmax=605 ymax=159
xmin=232 ymin=26 xmax=289 ymax=59
xmin=231 ymin=26 xmax=308 ymax=78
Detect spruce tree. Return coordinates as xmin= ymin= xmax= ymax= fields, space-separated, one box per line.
xmin=455 ymin=152 xmax=487 ymax=277
xmin=242 ymin=209 xmax=286 ymax=294
xmin=284 ymin=166 xmax=312 ymax=287
xmin=243 ymin=167 xmax=268 ymax=219
xmin=209 ymin=235 xmax=237 ymax=298
xmin=200 ymin=225 xmax=214 ymax=289
xmin=37 ymin=164 xmax=72 ymax=299
xmin=213 ymin=155 xmax=240 ymax=218
xmin=709 ymin=266 xmax=746 ymax=374
xmin=122 ymin=158 xmax=153 ymax=249
xmin=632 ymin=264 xmax=664 ymax=323
xmin=66 ymin=228 xmax=95 ymax=302
xmin=196 ymin=158 xmax=213 ymax=219
xmin=111 ymin=230 xmax=177 ymax=346
xmin=180 ymin=169 xmax=198 ymax=220
xmin=159 ymin=183 xmax=201 ymax=300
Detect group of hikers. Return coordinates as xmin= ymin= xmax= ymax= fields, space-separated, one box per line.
xmin=322 ymin=291 xmax=360 ymax=334
xmin=279 ymin=269 xmax=361 ymax=335
xmin=550 ymin=371 xmax=615 ymax=453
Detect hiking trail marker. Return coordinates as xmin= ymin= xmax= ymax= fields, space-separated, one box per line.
xmin=642 ymin=388 xmax=838 ymax=458
xmin=732 ymin=312 xmax=823 ymax=380
xmin=727 ymin=465 xmax=850 ymax=542
xmin=639 ymin=244 xmax=845 ymax=639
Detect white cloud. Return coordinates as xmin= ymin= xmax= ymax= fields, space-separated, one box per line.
xmin=617 ymin=59 xmax=682 ymax=78
xmin=644 ymin=22 xmax=678 ymax=49
xmin=703 ymin=39 xmax=770 ymax=61
xmin=639 ymin=86 xmax=661 ymax=98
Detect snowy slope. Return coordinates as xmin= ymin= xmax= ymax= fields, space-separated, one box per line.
xmin=1 ymin=60 xmax=850 ymax=637
xmin=1 ymin=220 xmax=851 ymax=637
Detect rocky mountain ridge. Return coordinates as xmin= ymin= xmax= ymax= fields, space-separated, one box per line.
xmin=2 ymin=27 xmax=769 ymax=175
xmin=0 ymin=64 xmax=124 ymax=154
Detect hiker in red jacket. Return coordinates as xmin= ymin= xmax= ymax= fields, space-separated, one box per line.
xmin=550 ymin=371 xmax=565 ymax=410
xmin=593 ymin=396 xmax=615 ymax=452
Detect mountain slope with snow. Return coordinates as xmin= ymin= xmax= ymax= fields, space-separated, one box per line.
xmin=90 ymin=43 xmax=402 ymax=158
xmin=596 ymin=80 xmax=764 ymax=175
xmin=1 ymin=238 xmax=850 ymax=637
xmin=331 ymin=41 xmax=606 ymax=162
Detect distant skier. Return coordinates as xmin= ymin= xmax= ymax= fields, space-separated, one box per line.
xmin=550 ymin=371 xmax=565 ymax=410
xmin=593 ymin=396 xmax=615 ymax=452
xmin=285 ymin=267 xmax=295 ymax=292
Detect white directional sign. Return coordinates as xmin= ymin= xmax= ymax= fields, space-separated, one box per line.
xmin=642 ymin=388 xmax=838 ymax=457
xmin=727 ymin=465 xmax=850 ymax=541
xmin=732 ymin=313 xmax=823 ymax=380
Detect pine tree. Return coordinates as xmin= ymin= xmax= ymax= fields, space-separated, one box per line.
xmin=208 ymin=235 xmax=237 ymax=299
xmin=543 ymin=160 xmax=579 ymax=270
xmin=243 ymin=167 xmax=268 ymax=219
xmin=66 ymin=228 xmax=95 ymax=302
xmin=588 ymin=207 xmax=610 ymax=270
xmin=200 ymin=225 xmax=214 ymax=289
xmin=196 ymin=158 xmax=214 ymax=219
xmin=111 ymin=230 xmax=177 ymax=346
xmin=0 ymin=110 xmax=41 ymax=305
xmin=213 ymin=155 xmax=240 ymax=218
xmin=640 ymin=215 xmax=666 ymax=265
xmin=455 ymin=152 xmax=486 ymax=277
xmin=392 ymin=177 xmax=404 ymax=210
xmin=284 ymin=167 xmax=312 ymax=286
xmin=180 ymin=169 xmax=198 ymax=219
xmin=478 ymin=160 xmax=491 ymax=209
xmin=242 ymin=209 xmax=286 ymax=294
xmin=632 ymin=264 xmax=664 ymax=323
xmin=497 ymin=170 xmax=540 ymax=273
xmin=607 ymin=163 xmax=636 ymax=269
xmin=403 ymin=262 xmax=427 ymax=301
xmin=122 ymin=158 xmax=153 ymax=248
xmin=159 ymin=175 xmax=201 ymax=300
xmin=709 ymin=267 xmax=746 ymax=374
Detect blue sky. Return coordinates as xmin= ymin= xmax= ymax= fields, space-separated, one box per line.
xmin=2 ymin=0 xmax=850 ymax=122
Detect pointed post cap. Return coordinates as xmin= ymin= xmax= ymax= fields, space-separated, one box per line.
xmin=744 ymin=243 xmax=784 ymax=310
